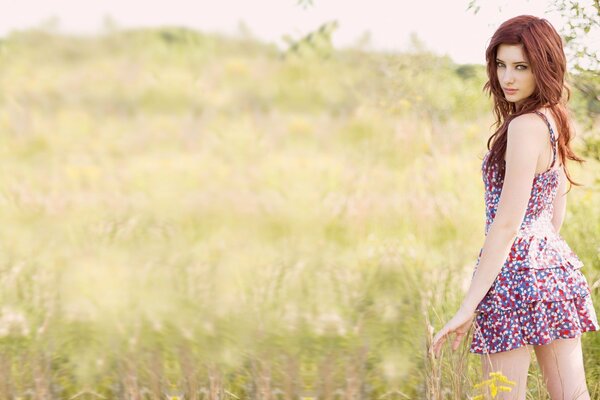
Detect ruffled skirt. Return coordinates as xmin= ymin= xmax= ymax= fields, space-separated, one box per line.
xmin=468 ymin=233 xmax=599 ymax=354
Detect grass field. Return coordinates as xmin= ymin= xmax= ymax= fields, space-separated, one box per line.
xmin=0 ymin=27 xmax=598 ymax=399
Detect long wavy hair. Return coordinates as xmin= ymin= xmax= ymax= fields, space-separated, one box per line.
xmin=483 ymin=15 xmax=584 ymax=191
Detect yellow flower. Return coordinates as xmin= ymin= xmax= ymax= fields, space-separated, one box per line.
xmin=473 ymin=370 xmax=515 ymax=398
xmin=491 ymin=371 xmax=516 ymax=385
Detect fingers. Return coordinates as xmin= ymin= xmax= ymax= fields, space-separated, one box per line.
xmin=432 ymin=338 xmax=444 ymax=358
xmin=431 ymin=329 xmax=448 ymax=358
xmin=432 ymin=329 xmax=444 ymax=349
xmin=433 ymin=330 xmax=467 ymax=356
xmin=452 ymin=332 xmax=465 ymax=350
xmin=431 ymin=314 xmax=475 ymax=357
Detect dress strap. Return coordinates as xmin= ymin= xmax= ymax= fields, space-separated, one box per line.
xmin=533 ymin=110 xmax=557 ymax=168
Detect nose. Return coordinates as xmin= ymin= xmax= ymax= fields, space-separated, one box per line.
xmin=501 ymin=68 xmax=515 ymax=85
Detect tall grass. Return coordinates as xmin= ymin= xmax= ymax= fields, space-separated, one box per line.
xmin=0 ymin=26 xmax=597 ymax=398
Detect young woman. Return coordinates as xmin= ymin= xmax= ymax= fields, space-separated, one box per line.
xmin=431 ymin=15 xmax=599 ymax=399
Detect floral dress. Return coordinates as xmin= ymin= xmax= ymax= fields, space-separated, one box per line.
xmin=469 ymin=110 xmax=599 ymax=354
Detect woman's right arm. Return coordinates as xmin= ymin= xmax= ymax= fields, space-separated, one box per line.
xmin=551 ymin=167 xmax=567 ymax=234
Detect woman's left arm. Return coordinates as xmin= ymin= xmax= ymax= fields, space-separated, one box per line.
xmin=431 ymin=114 xmax=547 ymax=357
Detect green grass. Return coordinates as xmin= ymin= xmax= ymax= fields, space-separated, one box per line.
xmin=0 ymin=26 xmax=597 ymax=398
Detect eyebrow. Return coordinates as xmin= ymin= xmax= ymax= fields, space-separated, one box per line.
xmin=496 ymin=58 xmax=529 ymax=64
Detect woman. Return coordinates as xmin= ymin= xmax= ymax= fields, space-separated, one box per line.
xmin=431 ymin=15 xmax=599 ymax=399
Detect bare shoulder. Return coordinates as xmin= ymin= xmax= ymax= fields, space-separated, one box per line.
xmin=506 ymin=113 xmax=548 ymax=148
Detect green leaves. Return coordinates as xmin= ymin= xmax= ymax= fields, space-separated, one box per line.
xmin=296 ymin=0 xmax=314 ymax=9
xmin=283 ymin=21 xmax=339 ymax=60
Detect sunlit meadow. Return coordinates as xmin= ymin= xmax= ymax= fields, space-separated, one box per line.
xmin=0 ymin=26 xmax=598 ymax=399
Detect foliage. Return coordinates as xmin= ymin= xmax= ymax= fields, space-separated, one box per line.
xmin=283 ymin=21 xmax=339 ymax=60
xmin=468 ymin=0 xmax=600 ymax=160
xmin=0 ymin=24 xmax=597 ymax=398
xmin=551 ymin=0 xmax=600 ymax=72
xmin=473 ymin=371 xmax=516 ymax=399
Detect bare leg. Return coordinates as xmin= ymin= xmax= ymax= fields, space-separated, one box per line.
xmin=480 ymin=345 xmax=531 ymax=400
xmin=533 ymin=336 xmax=590 ymax=400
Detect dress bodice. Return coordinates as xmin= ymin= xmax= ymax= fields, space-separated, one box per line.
xmin=481 ymin=110 xmax=560 ymax=238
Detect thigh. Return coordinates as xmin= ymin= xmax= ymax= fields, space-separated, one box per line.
xmin=533 ymin=336 xmax=590 ymax=400
xmin=480 ymin=345 xmax=531 ymax=400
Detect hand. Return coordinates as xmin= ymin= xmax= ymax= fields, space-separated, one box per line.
xmin=431 ymin=308 xmax=476 ymax=358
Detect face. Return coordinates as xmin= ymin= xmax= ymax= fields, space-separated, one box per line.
xmin=495 ymin=44 xmax=536 ymax=106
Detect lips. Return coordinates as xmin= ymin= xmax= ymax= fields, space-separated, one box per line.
xmin=503 ymin=88 xmax=518 ymax=94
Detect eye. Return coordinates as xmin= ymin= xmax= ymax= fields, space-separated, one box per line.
xmin=496 ymin=62 xmax=505 ymax=68
xmin=516 ymin=65 xmax=527 ymax=70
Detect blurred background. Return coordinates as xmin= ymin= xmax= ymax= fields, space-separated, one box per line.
xmin=0 ymin=0 xmax=598 ymax=398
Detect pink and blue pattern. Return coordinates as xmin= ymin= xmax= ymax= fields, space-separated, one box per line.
xmin=469 ymin=110 xmax=599 ymax=354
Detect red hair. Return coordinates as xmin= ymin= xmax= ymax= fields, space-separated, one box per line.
xmin=483 ymin=15 xmax=584 ymax=191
